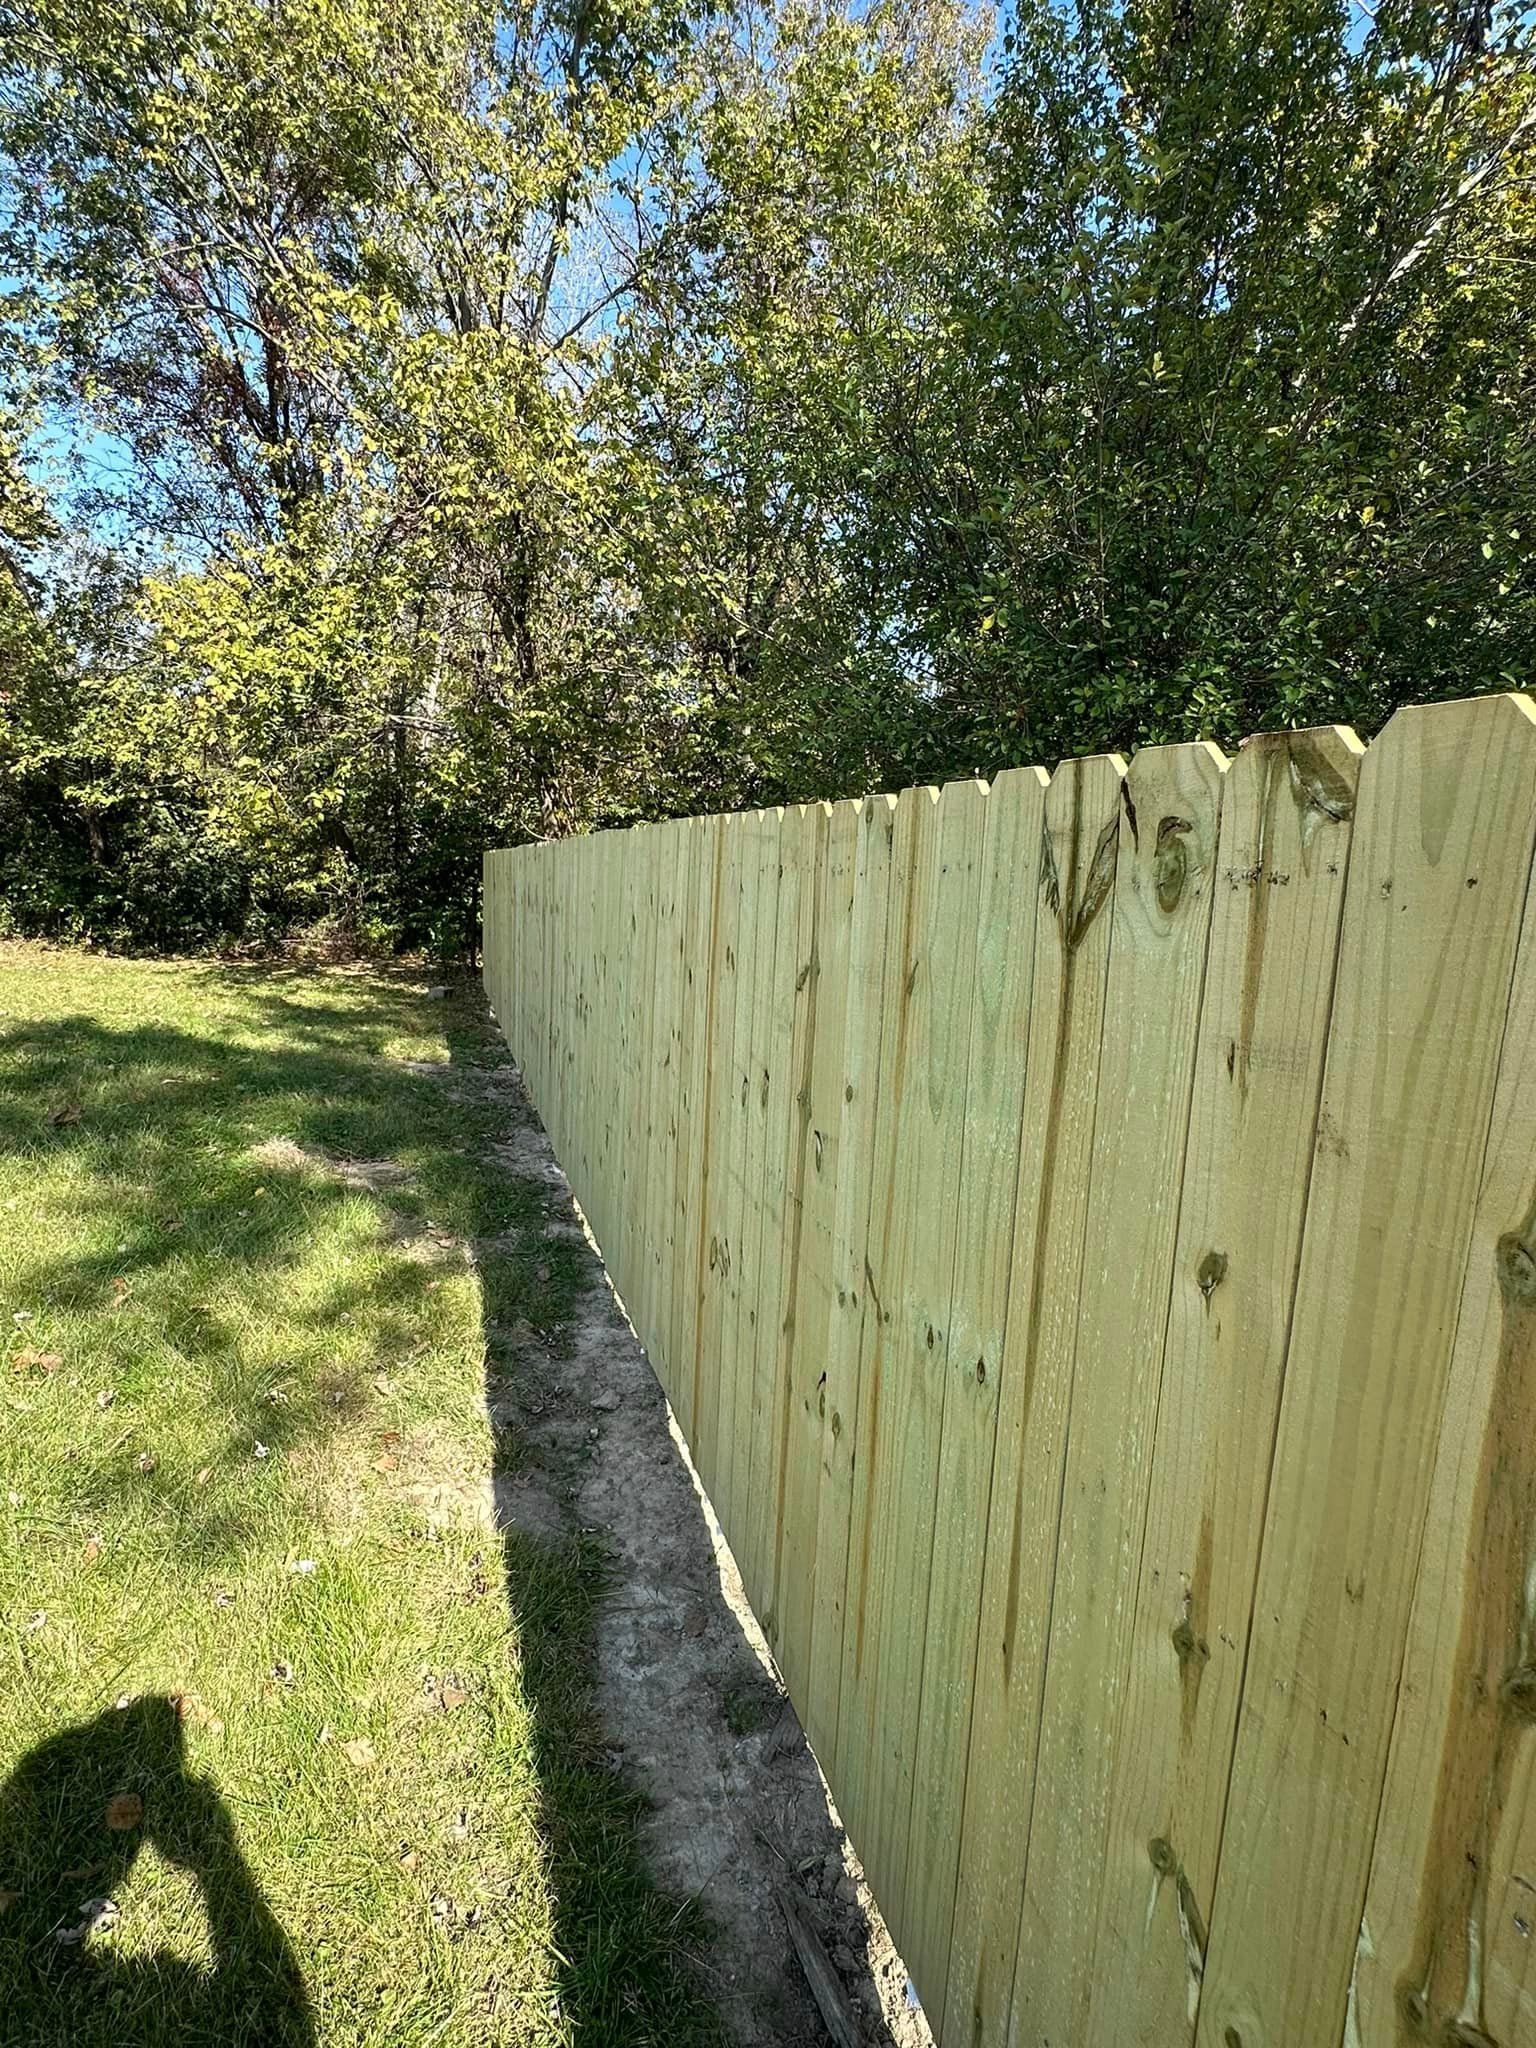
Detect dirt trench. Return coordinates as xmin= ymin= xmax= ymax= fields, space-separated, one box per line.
xmin=456 ymin=1046 xmax=934 ymax=2048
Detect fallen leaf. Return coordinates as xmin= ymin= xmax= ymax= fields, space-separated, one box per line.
xmin=82 ymin=1536 xmax=101 ymax=1565
xmin=110 ymin=1278 xmax=132 ymax=1310
xmin=11 ymin=1348 xmax=62 ymax=1375
xmin=378 ymin=1430 xmax=403 ymax=1451
xmin=372 ymin=1374 xmax=394 ymax=1397
xmin=104 ymin=1793 xmax=143 ymax=1831
xmin=439 ymin=1687 xmax=468 ymax=1712
xmin=135 ymin=1452 xmax=157 ymax=1475
xmin=96 ymin=1389 xmax=115 ymax=1410
xmin=195 ymin=1466 xmax=212 ymax=1487
xmin=398 ymin=1847 xmax=418 ymax=1872
xmin=342 ymin=1738 xmax=376 ymax=1769
xmin=24 ymin=1611 xmax=46 ymax=1633
xmin=48 ymin=1103 xmax=81 ymax=1128
xmin=371 ymin=1452 xmax=399 ymax=1474
xmin=170 ymin=1691 xmax=223 ymax=1733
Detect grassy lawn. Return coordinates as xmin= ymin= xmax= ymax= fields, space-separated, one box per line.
xmin=0 ymin=943 xmax=721 ymax=2048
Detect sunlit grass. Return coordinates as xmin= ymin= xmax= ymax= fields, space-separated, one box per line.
xmin=0 ymin=945 xmax=720 ymax=2048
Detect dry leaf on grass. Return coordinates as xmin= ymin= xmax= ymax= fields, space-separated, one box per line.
xmin=195 ymin=1466 xmax=212 ymax=1487
xmin=47 ymin=1103 xmax=81 ymax=1127
xmin=342 ymin=1738 xmax=377 ymax=1769
xmin=104 ymin=1793 xmax=143 ymax=1831
xmin=371 ymin=1451 xmax=399 ymax=1474
xmin=11 ymin=1348 xmax=62 ymax=1375
xmin=171 ymin=1692 xmax=224 ymax=1734
xmin=82 ymin=1535 xmax=101 ymax=1565
xmin=439 ymin=1687 xmax=468 ymax=1712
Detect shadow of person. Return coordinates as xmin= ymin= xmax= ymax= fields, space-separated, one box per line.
xmin=0 ymin=1697 xmax=313 ymax=2047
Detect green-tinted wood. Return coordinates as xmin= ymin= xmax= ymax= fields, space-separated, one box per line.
xmin=1196 ymin=693 xmax=1536 ymax=2048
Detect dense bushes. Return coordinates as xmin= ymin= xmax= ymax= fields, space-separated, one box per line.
xmin=2 ymin=0 xmax=1533 ymax=956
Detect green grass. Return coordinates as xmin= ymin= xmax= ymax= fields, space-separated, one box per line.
xmin=0 ymin=944 xmax=723 ymax=2048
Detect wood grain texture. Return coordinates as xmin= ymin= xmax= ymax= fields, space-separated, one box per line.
xmin=1196 ymin=693 xmax=1536 ymax=2048
xmin=742 ymin=804 xmax=819 ymax=1623
xmin=805 ymin=792 xmax=898 ymax=1764
xmin=939 ymin=751 xmax=1127 ymax=2048
xmin=1083 ymin=727 xmax=1363 ymax=2048
xmin=479 ymin=698 xmax=1536 ymax=2048
xmin=1009 ymin=741 xmax=1226 ymax=2048
xmin=834 ymin=780 xmax=988 ymax=1939
xmin=753 ymin=798 xmax=835 ymax=1679
xmin=1351 ymin=708 xmax=1536 ymax=2048
xmin=900 ymin=764 xmax=1048 ymax=2018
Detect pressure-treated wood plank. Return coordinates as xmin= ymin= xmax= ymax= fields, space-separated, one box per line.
xmin=653 ymin=821 xmax=689 ymax=1373
xmin=835 ymin=778 xmax=989 ymax=1942
xmin=804 ymin=792 xmax=898 ymax=1763
xmin=902 ymin=764 xmax=1050 ymax=2018
xmin=939 ymin=752 xmax=1126 ymax=2048
xmin=713 ymin=811 xmax=765 ymax=1535
xmin=1196 ymin=692 xmax=1536 ymax=2048
xmin=1009 ymin=741 xmax=1226 ymax=2048
xmin=745 ymin=802 xmax=827 ymax=1635
xmin=666 ymin=815 xmax=718 ymax=1440
xmin=1348 ymin=709 xmax=1536 ymax=2048
xmin=692 ymin=813 xmax=746 ymax=1502
xmin=737 ymin=804 xmax=806 ymax=1618
xmin=771 ymin=800 xmax=856 ymax=1713
xmin=717 ymin=810 xmax=778 ymax=1551
xmin=1082 ymin=727 xmax=1363 ymax=2048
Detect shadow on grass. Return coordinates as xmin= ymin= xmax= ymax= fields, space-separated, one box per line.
xmin=0 ymin=1697 xmax=313 ymax=2044
xmin=0 ymin=966 xmax=723 ymax=2048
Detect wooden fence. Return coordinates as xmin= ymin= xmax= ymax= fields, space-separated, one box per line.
xmin=482 ymin=693 xmax=1536 ymax=2048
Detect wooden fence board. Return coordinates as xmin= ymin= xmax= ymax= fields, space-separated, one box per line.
xmin=746 ymin=803 xmax=828 ymax=1640
xmin=714 ymin=811 xmax=768 ymax=1532
xmin=939 ymin=751 xmax=1127 ymax=2048
xmin=1351 ymin=714 xmax=1536 ymax=2048
xmin=771 ymin=800 xmax=855 ymax=1714
xmin=1082 ymin=726 xmax=1363 ymax=2047
xmin=695 ymin=814 xmax=747 ymax=1502
xmin=834 ymin=781 xmax=988 ymax=1936
xmin=665 ymin=816 xmax=714 ymax=1437
xmin=805 ymin=792 xmax=899 ymax=1762
xmin=738 ymin=805 xmax=807 ymax=1620
xmin=901 ymin=763 xmax=1049 ymax=2018
xmin=1009 ymin=741 xmax=1226 ymax=2048
xmin=1196 ymin=692 xmax=1536 ymax=2048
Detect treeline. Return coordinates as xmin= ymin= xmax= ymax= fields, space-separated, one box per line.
xmin=2 ymin=0 xmax=1533 ymax=955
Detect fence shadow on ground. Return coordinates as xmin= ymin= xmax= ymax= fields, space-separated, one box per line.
xmin=0 ymin=968 xmax=728 ymax=2047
